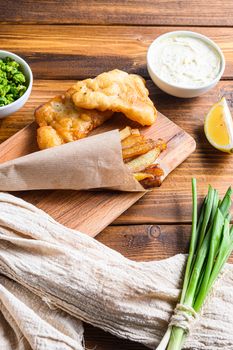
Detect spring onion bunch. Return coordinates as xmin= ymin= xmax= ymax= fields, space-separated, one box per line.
xmin=157 ymin=178 xmax=233 ymax=350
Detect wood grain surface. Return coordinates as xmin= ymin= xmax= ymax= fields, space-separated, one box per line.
xmin=0 ymin=111 xmax=195 ymax=236
xmin=1 ymin=4 xmax=233 ymax=350
xmin=1 ymin=1 xmax=233 ymax=26
xmin=1 ymin=25 xmax=233 ymax=80
xmin=0 ymin=79 xmax=232 ymax=224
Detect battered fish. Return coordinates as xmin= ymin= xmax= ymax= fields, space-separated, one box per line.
xmin=67 ymin=69 xmax=157 ymax=126
xmin=35 ymin=94 xmax=113 ymax=149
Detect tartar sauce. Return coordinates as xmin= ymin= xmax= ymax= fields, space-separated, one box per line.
xmin=154 ymin=35 xmax=221 ymax=88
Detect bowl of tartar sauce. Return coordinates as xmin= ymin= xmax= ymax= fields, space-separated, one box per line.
xmin=147 ymin=31 xmax=225 ymax=98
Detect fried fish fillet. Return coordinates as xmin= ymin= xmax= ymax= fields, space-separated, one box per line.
xmin=67 ymin=69 xmax=157 ymax=126
xmin=35 ymin=94 xmax=113 ymax=149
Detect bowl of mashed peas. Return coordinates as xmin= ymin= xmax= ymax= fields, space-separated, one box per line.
xmin=0 ymin=50 xmax=33 ymax=118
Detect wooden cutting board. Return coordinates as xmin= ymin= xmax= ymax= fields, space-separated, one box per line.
xmin=0 ymin=112 xmax=196 ymax=237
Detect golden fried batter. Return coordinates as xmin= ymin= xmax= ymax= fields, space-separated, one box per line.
xmin=67 ymin=69 xmax=157 ymax=126
xmin=35 ymin=94 xmax=113 ymax=149
xmin=37 ymin=126 xmax=63 ymax=149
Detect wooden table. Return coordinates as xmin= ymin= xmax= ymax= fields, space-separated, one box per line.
xmin=1 ymin=2 xmax=233 ymax=349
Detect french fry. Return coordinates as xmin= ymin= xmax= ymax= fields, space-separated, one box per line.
xmin=120 ymin=126 xmax=166 ymax=188
xmin=126 ymin=148 xmax=160 ymax=172
xmin=156 ymin=138 xmax=167 ymax=151
xmin=133 ymin=172 xmax=154 ymax=181
xmin=142 ymin=164 xmax=164 ymax=177
xmin=119 ymin=126 xmax=141 ymax=141
xmin=122 ymin=156 xmax=135 ymax=163
xmin=140 ymin=175 xmax=163 ymax=188
xmin=139 ymin=164 xmax=164 ymax=188
xmin=121 ymin=135 xmax=145 ymax=149
xmin=131 ymin=128 xmax=140 ymax=136
xmin=122 ymin=139 xmax=156 ymax=160
xmin=119 ymin=126 xmax=132 ymax=141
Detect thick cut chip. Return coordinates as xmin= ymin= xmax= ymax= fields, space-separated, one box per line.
xmin=119 ymin=126 xmax=132 ymax=141
xmin=139 ymin=164 xmax=164 ymax=188
xmin=122 ymin=138 xmax=156 ymax=160
xmin=126 ymin=148 xmax=161 ymax=173
xmin=35 ymin=94 xmax=113 ymax=149
xmin=121 ymin=135 xmax=145 ymax=149
xmin=133 ymin=172 xmax=154 ymax=181
xmin=126 ymin=138 xmax=166 ymax=173
xmin=68 ymin=69 xmax=157 ymax=126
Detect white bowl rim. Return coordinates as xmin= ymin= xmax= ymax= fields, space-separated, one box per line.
xmin=147 ymin=30 xmax=225 ymax=91
xmin=0 ymin=50 xmax=33 ymax=110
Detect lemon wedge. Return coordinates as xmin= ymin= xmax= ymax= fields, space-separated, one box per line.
xmin=204 ymin=97 xmax=233 ymax=153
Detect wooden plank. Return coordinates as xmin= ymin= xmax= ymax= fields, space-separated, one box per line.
xmin=0 ymin=109 xmax=195 ymax=236
xmin=98 ymin=224 xmax=190 ymax=260
xmin=1 ymin=0 xmax=233 ymax=26
xmin=98 ymin=224 xmax=233 ymax=262
xmin=1 ymin=79 xmax=232 ymax=224
xmin=85 ymin=324 xmax=147 ymax=350
xmin=0 ymin=25 xmax=233 ymax=80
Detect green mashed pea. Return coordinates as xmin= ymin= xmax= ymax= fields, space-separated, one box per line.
xmin=0 ymin=57 xmax=27 ymax=107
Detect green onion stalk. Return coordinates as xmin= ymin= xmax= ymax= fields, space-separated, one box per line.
xmin=156 ymin=179 xmax=233 ymax=350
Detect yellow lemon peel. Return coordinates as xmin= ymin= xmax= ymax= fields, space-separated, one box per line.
xmin=204 ymin=97 xmax=233 ymax=154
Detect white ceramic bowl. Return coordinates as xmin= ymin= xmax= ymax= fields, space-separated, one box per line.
xmin=147 ymin=31 xmax=225 ymax=98
xmin=0 ymin=50 xmax=33 ymax=118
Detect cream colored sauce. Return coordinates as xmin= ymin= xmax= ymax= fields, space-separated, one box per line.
xmin=154 ymin=35 xmax=221 ymax=88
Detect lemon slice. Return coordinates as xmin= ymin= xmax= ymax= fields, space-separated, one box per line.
xmin=204 ymin=97 xmax=233 ymax=153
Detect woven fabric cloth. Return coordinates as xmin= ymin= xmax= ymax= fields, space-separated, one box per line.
xmin=0 ymin=193 xmax=233 ymax=349
xmin=0 ymin=275 xmax=84 ymax=350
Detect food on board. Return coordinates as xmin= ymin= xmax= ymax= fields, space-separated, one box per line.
xmin=35 ymin=69 xmax=157 ymax=150
xmin=35 ymin=94 xmax=113 ymax=149
xmin=126 ymin=145 xmax=164 ymax=173
xmin=67 ymin=69 xmax=157 ymax=126
xmin=122 ymin=137 xmax=156 ymax=160
xmin=34 ymin=70 xmax=164 ymax=188
xmin=120 ymin=126 xmax=166 ymax=188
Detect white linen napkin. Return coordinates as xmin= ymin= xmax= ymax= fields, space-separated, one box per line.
xmin=0 ymin=193 xmax=233 ymax=350
xmin=0 ymin=275 xmax=84 ymax=350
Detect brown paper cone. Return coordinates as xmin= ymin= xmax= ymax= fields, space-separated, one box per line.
xmin=0 ymin=130 xmax=144 ymax=192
